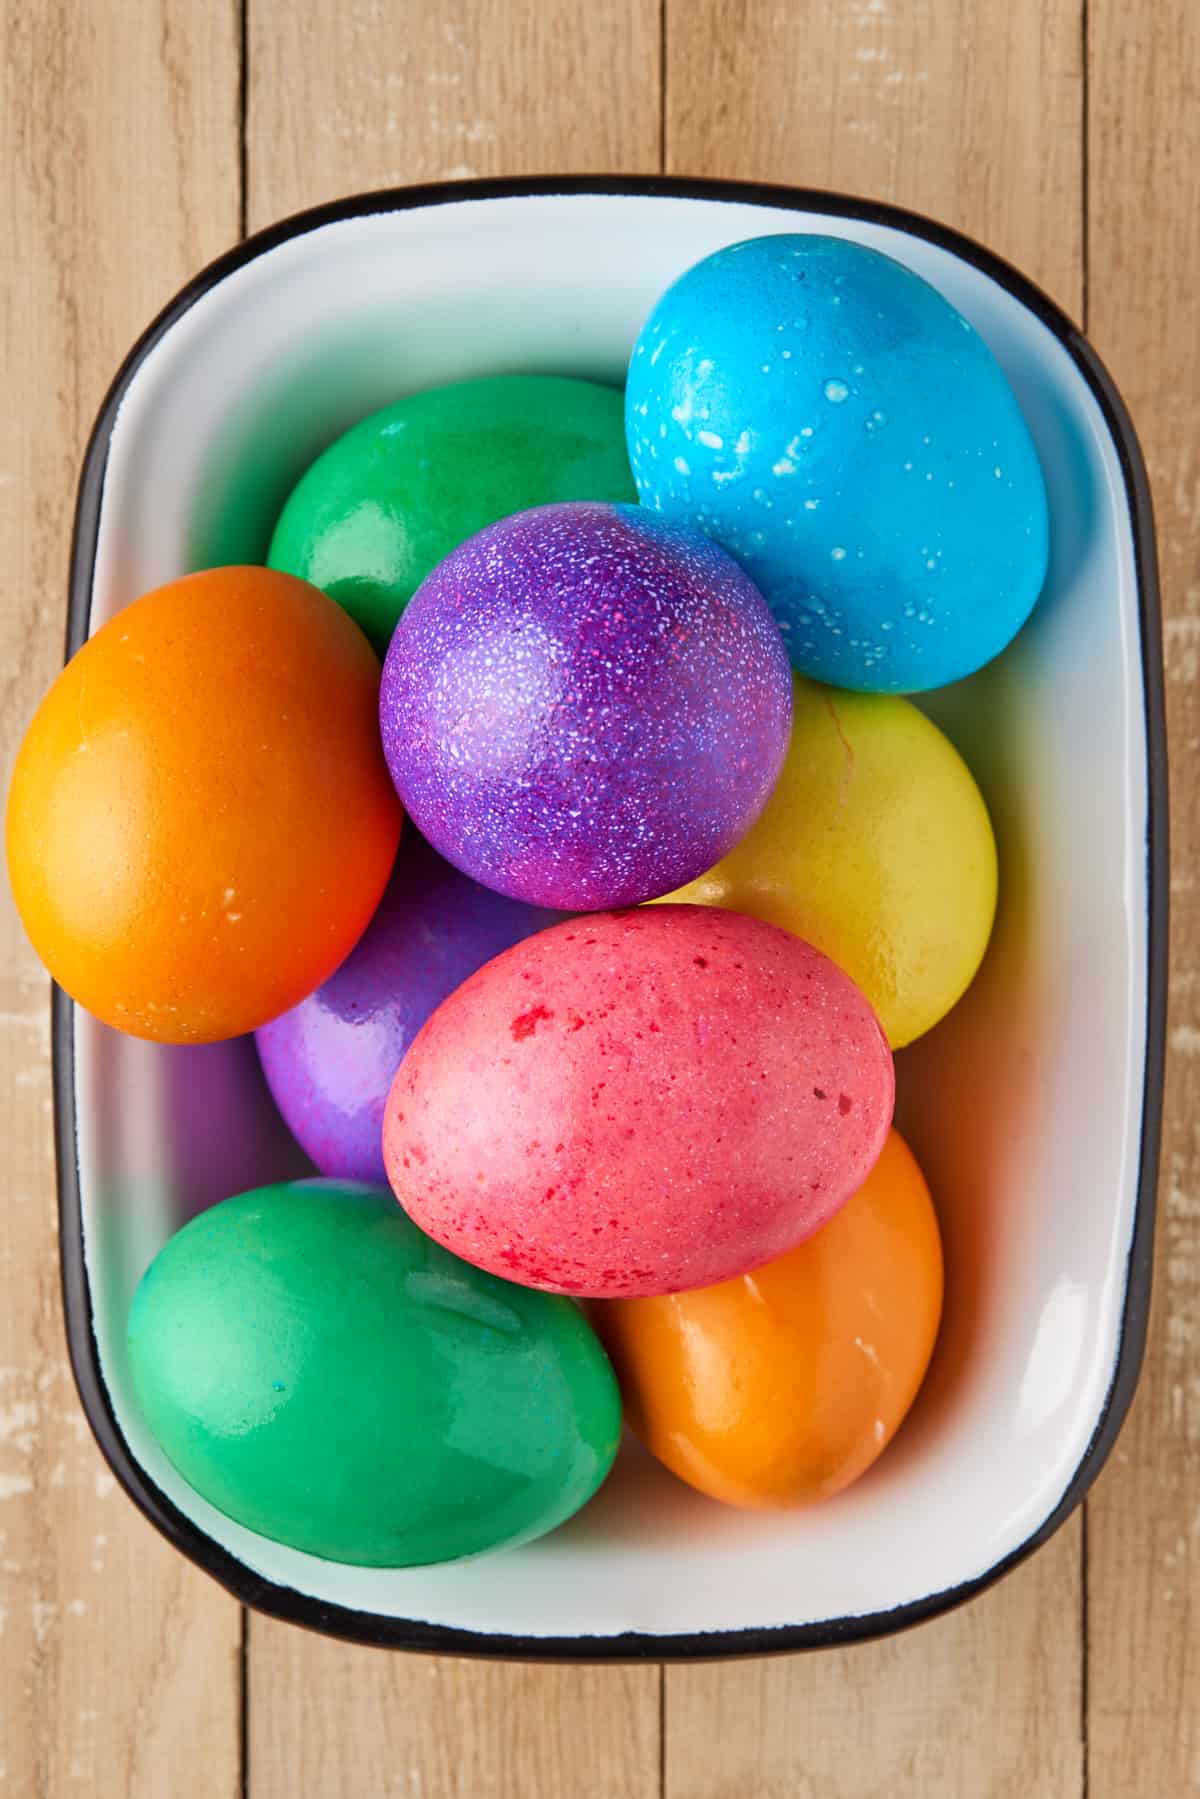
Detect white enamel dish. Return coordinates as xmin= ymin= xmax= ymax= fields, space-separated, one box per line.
xmin=57 ymin=177 xmax=1167 ymax=1659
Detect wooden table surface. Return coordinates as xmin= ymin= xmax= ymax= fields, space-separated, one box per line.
xmin=2 ymin=3 xmax=1196 ymax=1794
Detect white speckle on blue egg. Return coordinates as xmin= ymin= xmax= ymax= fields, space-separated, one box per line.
xmin=824 ymin=380 xmax=849 ymax=404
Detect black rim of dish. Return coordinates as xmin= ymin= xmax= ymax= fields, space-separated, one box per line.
xmin=54 ymin=174 xmax=1168 ymax=1662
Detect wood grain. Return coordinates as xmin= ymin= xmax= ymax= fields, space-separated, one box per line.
xmin=245 ymin=0 xmax=661 ymax=230
xmin=662 ymin=2 xmax=1087 ymax=1793
xmin=249 ymin=1643 xmax=660 ymax=1799
xmin=242 ymin=5 xmax=662 ymax=1795
xmin=664 ymin=1549 xmax=1084 ymax=1799
xmin=0 ymin=3 xmax=243 ymax=1794
xmin=665 ymin=0 xmax=1085 ymax=320
xmin=1085 ymin=3 xmax=1200 ymax=1793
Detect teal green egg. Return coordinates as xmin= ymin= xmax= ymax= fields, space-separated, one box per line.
xmin=267 ymin=375 xmax=638 ymax=654
xmin=126 ymin=1180 xmax=622 ymax=1566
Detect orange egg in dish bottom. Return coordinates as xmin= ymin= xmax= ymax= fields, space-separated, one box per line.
xmin=592 ymin=1128 xmax=943 ymax=1509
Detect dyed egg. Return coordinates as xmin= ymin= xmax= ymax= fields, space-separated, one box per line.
xmin=256 ymin=832 xmax=559 ymax=1182
xmin=127 ymin=1180 xmax=622 ymax=1565
xmin=268 ymin=375 xmax=637 ymax=655
xmin=593 ymin=1129 xmax=943 ymax=1508
xmin=383 ymin=906 xmax=894 ymax=1298
xmin=379 ymin=502 xmax=792 ymax=910
xmin=6 ymin=568 xmax=401 ymax=1043
xmin=661 ymin=676 xmax=997 ymax=1047
xmin=625 ymin=234 xmax=1049 ymax=692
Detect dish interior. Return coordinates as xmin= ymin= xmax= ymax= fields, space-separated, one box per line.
xmin=71 ymin=191 xmax=1149 ymax=1640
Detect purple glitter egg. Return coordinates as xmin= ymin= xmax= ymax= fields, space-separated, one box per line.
xmin=379 ymin=501 xmax=793 ymax=909
xmin=255 ymin=830 xmax=559 ymax=1181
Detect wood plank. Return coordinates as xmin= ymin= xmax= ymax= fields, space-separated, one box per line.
xmin=1085 ymin=3 xmax=1200 ymax=1793
xmin=0 ymin=1 xmax=243 ymax=1794
xmin=665 ymin=1544 xmax=1084 ymax=1799
xmin=250 ymin=1646 xmax=660 ymax=1799
xmin=666 ymin=0 xmax=1084 ymax=321
xmin=243 ymin=6 xmax=662 ymax=1794
xmin=663 ymin=2 xmax=1087 ymax=1793
xmin=246 ymin=0 xmax=662 ymax=228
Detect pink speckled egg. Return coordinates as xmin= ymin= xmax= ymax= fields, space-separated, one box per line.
xmin=382 ymin=906 xmax=894 ymax=1298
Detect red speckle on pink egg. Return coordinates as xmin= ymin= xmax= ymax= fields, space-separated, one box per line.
xmin=511 ymin=1004 xmax=553 ymax=1040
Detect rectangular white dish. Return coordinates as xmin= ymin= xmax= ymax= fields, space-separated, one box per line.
xmin=57 ymin=177 xmax=1166 ymax=1658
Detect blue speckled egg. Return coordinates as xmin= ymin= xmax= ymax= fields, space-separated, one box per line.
xmin=255 ymin=831 xmax=560 ymax=1182
xmin=625 ymin=234 xmax=1050 ymax=693
xmin=378 ymin=501 xmax=792 ymax=910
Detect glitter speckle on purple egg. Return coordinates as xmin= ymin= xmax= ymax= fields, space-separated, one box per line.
xmin=255 ymin=830 xmax=559 ymax=1181
xmin=378 ymin=501 xmax=793 ymax=909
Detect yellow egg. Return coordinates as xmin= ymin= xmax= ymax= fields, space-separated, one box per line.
xmin=659 ymin=675 xmax=997 ymax=1048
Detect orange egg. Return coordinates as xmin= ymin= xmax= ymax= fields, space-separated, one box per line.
xmin=6 ymin=567 xmax=402 ymax=1043
xmin=592 ymin=1129 xmax=943 ymax=1508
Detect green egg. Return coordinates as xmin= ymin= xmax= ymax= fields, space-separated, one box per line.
xmin=267 ymin=375 xmax=638 ymax=654
xmin=127 ymin=1180 xmax=622 ymax=1566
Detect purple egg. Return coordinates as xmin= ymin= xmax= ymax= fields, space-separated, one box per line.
xmin=255 ymin=831 xmax=559 ymax=1181
xmin=378 ymin=501 xmax=793 ymax=909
